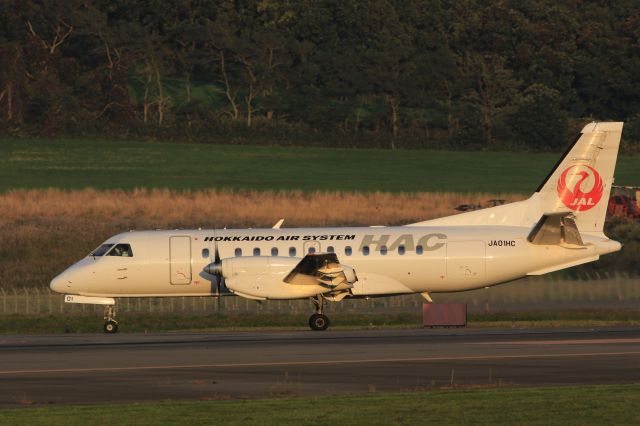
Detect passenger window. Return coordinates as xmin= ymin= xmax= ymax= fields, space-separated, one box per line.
xmin=91 ymin=244 xmax=114 ymax=257
xmin=327 ymin=246 xmax=335 ymax=253
xmin=253 ymin=248 xmax=261 ymax=256
xmin=308 ymin=246 xmax=316 ymax=254
xmin=108 ymin=243 xmax=133 ymax=257
xmin=416 ymin=245 xmax=423 ymax=255
xmin=271 ymin=247 xmax=278 ymax=256
xmin=289 ymin=247 xmax=296 ymax=257
xmin=398 ymin=245 xmax=405 ymax=255
xmin=380 ymin=245 xmax=388 ymax=255
xmin=363 ymin=246 xmax=370 ymax=256
xmin=202 ymin=248 xmax=210 ymax=259
xmin=235 ymin=248 xmax=242 ymax=257
xmin=345 ymin=246 xmax=352 ymax=256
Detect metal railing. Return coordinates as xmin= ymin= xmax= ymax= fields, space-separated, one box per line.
xmin=1 ymin=272 xmax=638 ymax=317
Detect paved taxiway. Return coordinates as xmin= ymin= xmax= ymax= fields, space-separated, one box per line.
xmin=1 ymin=327 xmax=639 ymax=407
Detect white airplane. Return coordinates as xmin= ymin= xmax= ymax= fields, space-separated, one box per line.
xmin=50 ymin=122 xmax=624 ymax=332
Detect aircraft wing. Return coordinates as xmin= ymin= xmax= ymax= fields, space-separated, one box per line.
xmin=283 ymin=253 xmax=356 ymax=289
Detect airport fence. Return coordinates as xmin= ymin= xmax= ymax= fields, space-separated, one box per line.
xmin=0 ymin=272 xmax=639 ymax=317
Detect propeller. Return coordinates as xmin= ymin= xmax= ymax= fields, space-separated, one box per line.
xmin=203 ymin=241 xmax=224 ymax=294
xmin=204 ymin=241 xmax=222 ymax=275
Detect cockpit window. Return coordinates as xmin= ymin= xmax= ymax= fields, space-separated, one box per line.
xmin=107 ymin=243 xmax=133 ymax=257
xmin=91 ymin=244 xmax=114 ymax=257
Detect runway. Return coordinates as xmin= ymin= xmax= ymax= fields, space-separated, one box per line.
xmin=1 ymin=327 xmax=640 ymax=407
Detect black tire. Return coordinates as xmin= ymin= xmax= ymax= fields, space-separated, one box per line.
xmin=308 ymin=313 xmax=330 ymax=331
xmin=104 ymin=320 xmax=119 ymax=334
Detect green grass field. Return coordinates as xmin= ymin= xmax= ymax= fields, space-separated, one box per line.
xmin=2 ymin=385 xmax=639 ymax=425
xmin=3 ymin=138 xmax=640 ymax=193
xmin=3 ymin=311 xmax=640 ymax=334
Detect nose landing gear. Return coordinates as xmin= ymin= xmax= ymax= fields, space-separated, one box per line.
xmin=103 ymin=305 xmax=119 ymax=334
xmin=309 ymin=295 xmax=330 ymax=331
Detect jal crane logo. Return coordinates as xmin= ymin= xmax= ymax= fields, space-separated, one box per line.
xmin=556 ymin=165 xmax=603 ymax=211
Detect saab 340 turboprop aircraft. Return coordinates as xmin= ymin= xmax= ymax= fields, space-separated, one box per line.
xmin=50 ymin=122 xmax=624 ymax=332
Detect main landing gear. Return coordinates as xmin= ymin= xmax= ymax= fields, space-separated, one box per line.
xmin=103 ymin=304 xmax=119 ymax=333
xmin=309 ymin=295 xmax=330 ymax=331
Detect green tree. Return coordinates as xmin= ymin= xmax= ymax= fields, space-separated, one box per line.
xmin=508 ymin=84 xmax=568 ymax=150
xmin=202 ymin=0 xmax=292 ymax=128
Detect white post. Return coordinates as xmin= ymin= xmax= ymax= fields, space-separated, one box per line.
xmin=34 ymin=287 xmax=40 ymax=315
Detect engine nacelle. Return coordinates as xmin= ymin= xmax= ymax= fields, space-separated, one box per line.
xmin=221 ymin=256 xmax=298 ymax=278
xmin=219 ymin=257 xmax=328 ymax=300
xmin=206 ymin=256 xmax=359 ymax=300
xmin=225 ymin=274 xmax=329 ymax=300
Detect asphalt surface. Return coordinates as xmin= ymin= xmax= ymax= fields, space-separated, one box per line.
xmin=1 ymin=327 xmax=640 ymax=407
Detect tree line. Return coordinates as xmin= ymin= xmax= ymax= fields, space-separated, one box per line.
xmin=0 ymin=0 xmax=639 ymax=150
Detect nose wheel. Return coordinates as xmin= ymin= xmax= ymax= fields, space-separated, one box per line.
xmin=104 ymin=320 xmax=119 ymax=333
xmin=309 ymin=295 xmax=330 ymax=331
xmin=103 ymin=305 xmax=119 ymax=334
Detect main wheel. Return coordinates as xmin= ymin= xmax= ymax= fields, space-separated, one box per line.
xmin=104 ymin=320 xmax=119 ymax=334
xmin=308 ymin=313 xmax=330 ymax=331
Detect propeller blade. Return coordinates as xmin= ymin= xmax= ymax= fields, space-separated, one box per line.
xmin=203 ymin=241 xmax=223 ymax=276
xmin=214 ymin=241 xmax=221 ymax=264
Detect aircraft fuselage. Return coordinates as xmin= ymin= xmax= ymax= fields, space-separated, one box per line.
xmin=50 ymin=225 xmax=618 ymax=300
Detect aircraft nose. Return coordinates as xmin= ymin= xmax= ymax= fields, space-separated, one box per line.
xmin=50 ymin=273 xmax=70 ymax=294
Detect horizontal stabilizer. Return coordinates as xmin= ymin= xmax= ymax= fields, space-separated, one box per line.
xmin=527 ymin=213 xmax=585 ymax=246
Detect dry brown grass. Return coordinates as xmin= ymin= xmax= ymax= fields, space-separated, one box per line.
xmin=0 ymin=189 xmax=524 ymax=288
xmin=0 ymin=188 xmax=524 ymax=228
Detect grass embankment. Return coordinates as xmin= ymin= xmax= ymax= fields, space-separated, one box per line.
xmin=3 ymin=311 xmax=640 ymax=334
xmin=2 ymin=385 xmax=639 ymax=425
xmin=3 ymin=138 xmax=640 ymax=193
